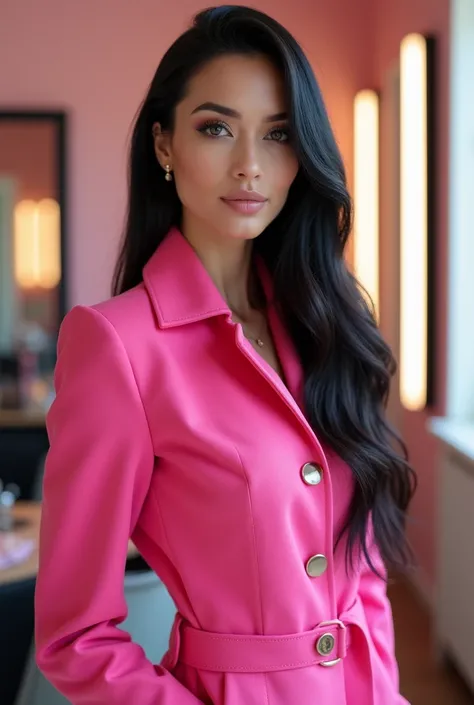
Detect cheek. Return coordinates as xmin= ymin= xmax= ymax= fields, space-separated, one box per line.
xmin=173 ymin=137 xmax=223 ymax=195
xmin=272 ymin=150 xmax=299 ymax=195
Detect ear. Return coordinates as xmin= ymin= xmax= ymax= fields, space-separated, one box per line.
xmin=152 ymin=122 xmax=173 ymax=170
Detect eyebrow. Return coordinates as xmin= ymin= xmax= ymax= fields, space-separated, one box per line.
xmin=191 ymin=102 xmax=287 ymax=122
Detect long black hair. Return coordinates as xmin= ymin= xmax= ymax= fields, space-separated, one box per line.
xmin=113 ymin=5 xmax=416 ymax=574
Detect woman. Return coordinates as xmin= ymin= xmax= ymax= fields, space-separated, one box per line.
xmin=35 ymin=6 xmax=415 ymax=705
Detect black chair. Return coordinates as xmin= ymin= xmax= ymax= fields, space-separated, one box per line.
xmin=0 ymin=577 xmax=35 ymax=705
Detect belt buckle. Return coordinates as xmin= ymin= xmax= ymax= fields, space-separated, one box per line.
xmin=316 ymin=618 xmax=347 ymax=667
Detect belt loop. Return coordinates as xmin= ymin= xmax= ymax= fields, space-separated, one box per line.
xmin=161 ymin=611 xmax=184 ymax=671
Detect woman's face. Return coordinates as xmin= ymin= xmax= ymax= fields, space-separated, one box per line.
xmin=153 ymin=53 xmax=299 ymax=244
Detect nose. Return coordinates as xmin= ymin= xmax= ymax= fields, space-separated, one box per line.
xmin=231 ymin=138 xmax=262 ymax=182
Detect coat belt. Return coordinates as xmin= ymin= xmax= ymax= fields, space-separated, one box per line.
xmin=161 ymin=604 xmax=364 ymax=674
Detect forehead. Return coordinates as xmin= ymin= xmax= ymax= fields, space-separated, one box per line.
xmin=180 ymin=54 xmax=287 ymax=114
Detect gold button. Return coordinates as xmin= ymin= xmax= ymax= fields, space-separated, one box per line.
xmin=316 ymin=633 xmax=335 ymax=656
xmin=301 ymin=463 xmax=323 ymax=486
xmin=306 ymin=554 xmax=328 ymax=577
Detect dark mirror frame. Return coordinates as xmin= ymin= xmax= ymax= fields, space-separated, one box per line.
xmin=0 ymin=109 xmax=68 ymax=323
xmin=0 ymin=110 xmax=68 ymax=500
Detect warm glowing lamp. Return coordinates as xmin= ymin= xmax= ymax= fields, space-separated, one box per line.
xmin=354 ymin=89 xmax=380 ymax=318
xmin=14 ymin=198 xmax=61 ymax=289
xmin=399 ymin=33 xmax=433 ymax=411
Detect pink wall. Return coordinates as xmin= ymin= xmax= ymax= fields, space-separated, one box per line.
xmin=373 ymin=0 xmax=450 ymax=592
xmin=0 ymin=0 xmax=371 ymax=305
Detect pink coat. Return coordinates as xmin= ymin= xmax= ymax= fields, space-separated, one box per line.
xmin=35 ymin=227 xmax=409 ymax=705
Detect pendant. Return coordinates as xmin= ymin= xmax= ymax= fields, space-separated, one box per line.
xmin=256 ymin=339 xmax=264 ymax=347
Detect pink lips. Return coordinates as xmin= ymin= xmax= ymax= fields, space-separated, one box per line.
xmin=221 ymin=199 xmax=267 ymax=214
xmin=221 ymin=190 xmax=268 ymax=215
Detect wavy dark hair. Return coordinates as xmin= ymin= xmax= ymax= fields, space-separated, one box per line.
xmin=113 ymin=5 xmax=416 ymax=574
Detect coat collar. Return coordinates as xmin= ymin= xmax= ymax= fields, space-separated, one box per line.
xmin=143 ymin=227 xmax=231 ymax=329
xmin=143 ymin=227 xmax=277 ymax=329
xmin=142 ymin=227 xmax=303 ymax=403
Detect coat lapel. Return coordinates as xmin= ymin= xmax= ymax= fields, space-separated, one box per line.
xmin=142 ymin=227 xmax=229 ymax=328
xmin=143 ymin=228 xmax=305 ymax=411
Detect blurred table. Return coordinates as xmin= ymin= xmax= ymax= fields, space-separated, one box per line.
xmin=0 ymin=408 xmax=46 ymax=428
xmin=0 ymin=501 xmax=139 ymax=586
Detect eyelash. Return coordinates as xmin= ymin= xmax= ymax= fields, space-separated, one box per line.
xmin=197 ymin=119 xmax=290 ymax=143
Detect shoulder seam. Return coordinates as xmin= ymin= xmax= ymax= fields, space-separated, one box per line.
xmin=87 ymin=305 xmax=155 ymax=452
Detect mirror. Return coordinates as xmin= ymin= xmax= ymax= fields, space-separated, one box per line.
xmin=0 ymin=111 xmax=66 ymax=424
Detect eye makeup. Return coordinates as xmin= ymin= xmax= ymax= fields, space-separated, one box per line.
xmin=195 ymin=118 xmax=291 ymax=142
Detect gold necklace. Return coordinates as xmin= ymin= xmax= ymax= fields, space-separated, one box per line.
xmin=230 ymin=308 xmax=266 ymax=348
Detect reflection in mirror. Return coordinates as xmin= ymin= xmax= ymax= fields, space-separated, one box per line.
xmin=0 ymin=112 xmax=66 ymax=424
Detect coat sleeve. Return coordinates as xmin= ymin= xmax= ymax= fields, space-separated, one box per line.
xmin=35 ymin=305 xmax=204 ymax=705
xmin=358 ymin=526 xmax=410 ymax=705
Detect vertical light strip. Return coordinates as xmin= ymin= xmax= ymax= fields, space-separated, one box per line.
xmin=14 ymin=198 xmax=61 ymax=289
xmin=400 ymin=33 xmax=429 ymax=411
xmin=38 ymin=198 xmax=61 ymax=288
xmin=354 ymin=89 xmax=380 ymax=317
xmin=14 ymin=199 xmax=36 ymax=289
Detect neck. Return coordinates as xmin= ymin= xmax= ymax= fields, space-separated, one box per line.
xmin=182 ymin=220 xmax=256 ymax=316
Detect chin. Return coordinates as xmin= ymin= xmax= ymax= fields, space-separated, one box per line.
xmin=219 ymin=215 xmax=268 ymax=242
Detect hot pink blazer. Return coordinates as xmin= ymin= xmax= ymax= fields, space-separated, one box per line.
xmin=35 ymin=227 xmax=409 ymax=704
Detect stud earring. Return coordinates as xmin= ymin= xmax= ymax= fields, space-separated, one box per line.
xmin=164 ymin=165 xmax=173 ymax=182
